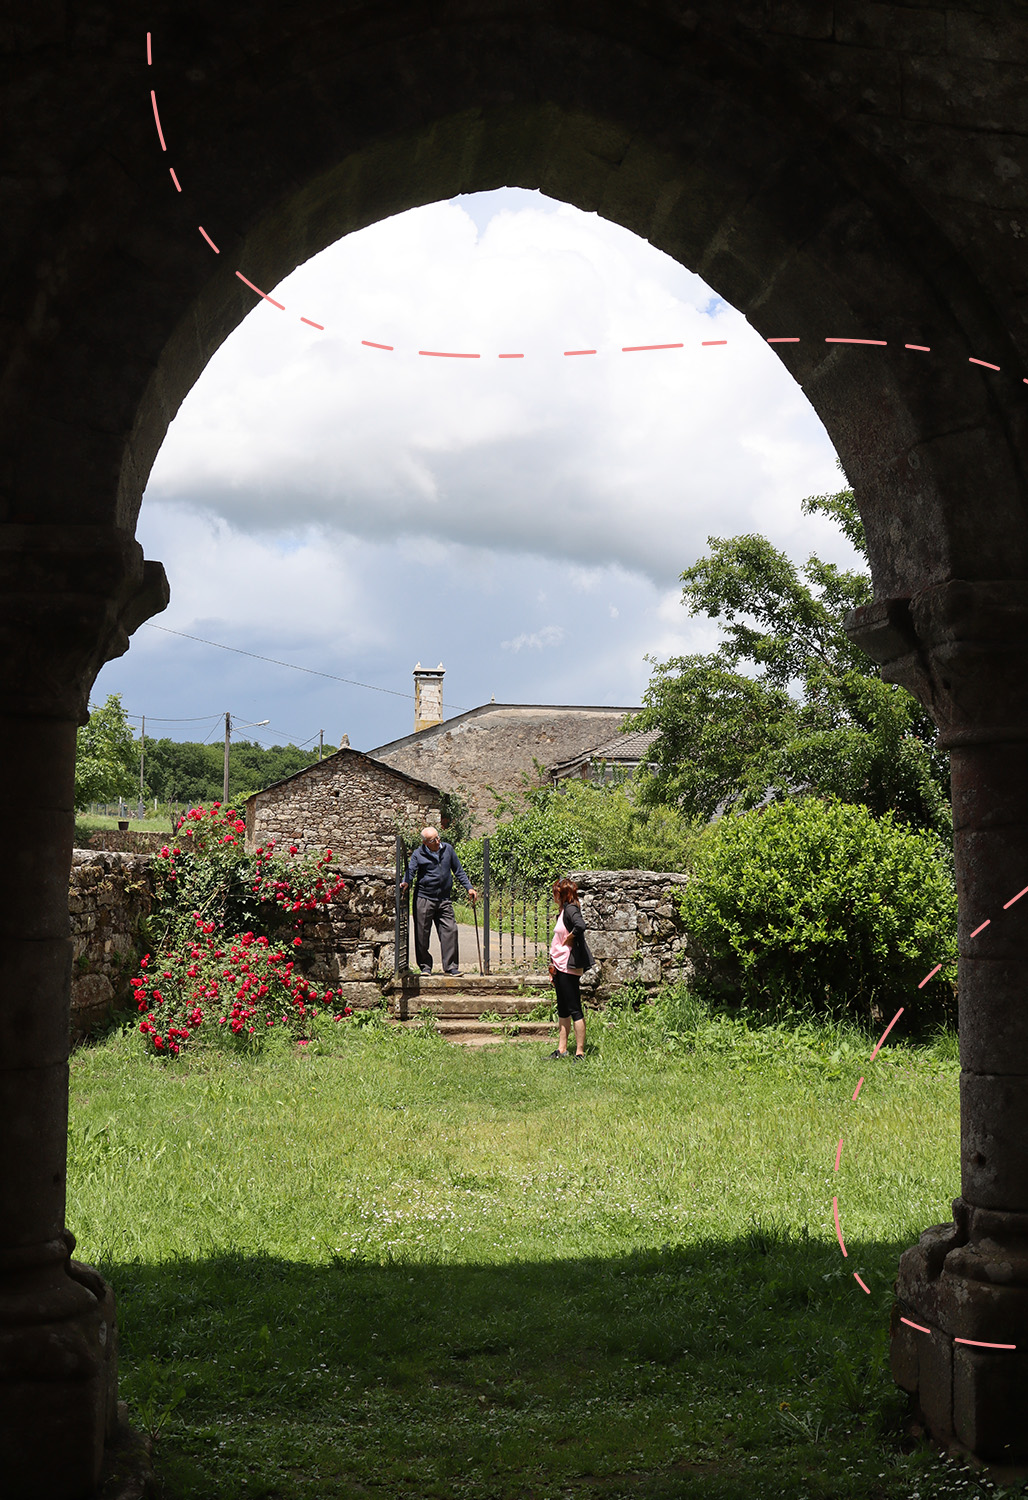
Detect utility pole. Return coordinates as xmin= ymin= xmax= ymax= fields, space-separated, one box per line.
xmin=139 ymin=714 xmax=145 ymax=815
xmin=223 ymin=711 xmax=231 ymax=804
xmin=319 ymin=729 xmax=324 ymax=761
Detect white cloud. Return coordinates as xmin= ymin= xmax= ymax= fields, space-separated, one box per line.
xmin=99 ymin=189 xmax=861 ymax=751
xmin=143 ymin=194 xmax=845 ymax=590
xmin=500 ymin=625 xmax=565 ymax=653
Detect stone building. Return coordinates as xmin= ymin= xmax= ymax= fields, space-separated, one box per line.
xmin=10 ymin=4 xmax=1028 ymax=1488
xmin=244 ymin=748 xmax=442 ymax=868
xmin=370 ymin=689 xmax=641 ymax=833
xmin=550 ymin=727 xmax=658 ymax=784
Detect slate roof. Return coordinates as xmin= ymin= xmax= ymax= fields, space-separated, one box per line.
xmin=549 ymin=727 xmax=658 ymax=777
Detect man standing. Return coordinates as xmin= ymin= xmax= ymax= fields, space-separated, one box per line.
xmin=401 ymin=826 xmax=477 ymax=975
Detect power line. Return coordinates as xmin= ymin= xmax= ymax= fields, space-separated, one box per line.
xmin=142 ymin=622 xmax=467 ymax=712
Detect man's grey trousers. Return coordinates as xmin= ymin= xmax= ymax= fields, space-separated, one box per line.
xmin=413 ymin=896 xmax=459 ymax=974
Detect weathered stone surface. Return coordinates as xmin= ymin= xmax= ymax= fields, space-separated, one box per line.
xmin=68 ymin=853 xmax=154 ymax=1044
xmin=246 ymin=749 xmax=440 ymax=868
xmin=570 ymin=870 xmax=692 ymax=1000
xmin=372 ymin=705 xmax=639 ymax=835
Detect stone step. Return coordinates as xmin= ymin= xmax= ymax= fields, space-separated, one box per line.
xmin=390 ymin=993 xmax=555 ymax=1020
xmin=382 ymin=972 xmax=551 ymax=997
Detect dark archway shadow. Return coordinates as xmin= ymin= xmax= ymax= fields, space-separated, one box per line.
xmin=105 ymin=1235 xmax=969 ymax=1500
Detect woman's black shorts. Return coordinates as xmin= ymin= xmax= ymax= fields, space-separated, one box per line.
xmin=552 ymin=969 xmax=584 ymax=1021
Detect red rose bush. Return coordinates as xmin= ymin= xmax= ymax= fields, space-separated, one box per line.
xmin=133 ymin=803 xmax=350 ymax=1056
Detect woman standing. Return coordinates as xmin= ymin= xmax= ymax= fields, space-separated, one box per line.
xmin=548 ymin=877 xmax=591 ymax=1060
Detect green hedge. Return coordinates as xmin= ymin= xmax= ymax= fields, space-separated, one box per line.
xmin=679 ymin=797 xmax=957 ymax=1031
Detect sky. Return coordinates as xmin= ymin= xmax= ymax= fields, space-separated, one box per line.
xmin=92 ymin=188 xmax=856 ymax=755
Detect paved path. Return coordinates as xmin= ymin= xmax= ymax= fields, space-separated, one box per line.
xmin=417 ymin=921 xmax=545 ymax=976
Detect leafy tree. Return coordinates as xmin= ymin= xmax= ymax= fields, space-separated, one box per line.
xmin=680 ymin=797 xmax=957 ymax=1032
xmin=627 ymin=485 xmax=950 ymax=836
xmin=139 ymin=737 xmax=320 ymax=805
xmin=456 ymin=780 xmax=699 ymax=886
xmin=75 ymin=694 xmax=139 ymax=810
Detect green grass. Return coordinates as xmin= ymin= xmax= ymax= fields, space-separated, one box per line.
xmin=67 ymin=1004 xmax=1021 ymax=1499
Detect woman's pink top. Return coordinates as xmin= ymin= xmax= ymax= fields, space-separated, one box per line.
xmin=549 ymin=909 xmax=583 ymax=975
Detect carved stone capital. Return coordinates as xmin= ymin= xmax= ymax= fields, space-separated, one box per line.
xmin=846 ymin=581 xmax=1028 ymax=748
xmin=0 ymin=526 xmax=169 ymax=721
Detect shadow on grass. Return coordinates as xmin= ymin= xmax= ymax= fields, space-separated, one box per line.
xmin=100 ymin=1231 xmax=1008 ymax=1500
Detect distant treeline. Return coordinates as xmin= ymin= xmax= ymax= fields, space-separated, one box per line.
xmin=140 ymin=738 xmax=321 ymax=805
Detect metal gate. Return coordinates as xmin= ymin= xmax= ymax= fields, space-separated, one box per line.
xmin=393 ymin=834 xmax=410 ymax=973
xmin=392 ymin=833 xmax=556 ymax=975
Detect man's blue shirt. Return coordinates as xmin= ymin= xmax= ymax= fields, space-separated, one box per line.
xmin=405 ymin=842 xmax=472 ymax=901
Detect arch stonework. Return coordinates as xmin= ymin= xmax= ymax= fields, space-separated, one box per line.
xmin=3 ymin=3 xmax=1028 ymax=1491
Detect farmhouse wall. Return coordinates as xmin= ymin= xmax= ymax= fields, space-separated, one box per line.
xmin=371 ymin=705 xmax=639 ymax=834
xmin=245 ymin=749 xmax=441 ymax=867
xmin=69 ymin=852 xmax=156 ymax=1042
xmin=570 ymin=869 xmax=693 ymax=1001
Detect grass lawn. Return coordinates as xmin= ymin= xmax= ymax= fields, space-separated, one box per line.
xmin=67 ymin=1002 xmax=1023 ymax=1500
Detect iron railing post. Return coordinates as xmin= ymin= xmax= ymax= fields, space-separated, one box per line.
xmin=394 ymin=834 xmax=407 ymax=974
xmin=482 ymin=837 xmax=490 ymax=975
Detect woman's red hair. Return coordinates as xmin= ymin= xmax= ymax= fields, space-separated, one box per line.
xmin=552 ymin=878 xmax=579 ymax=906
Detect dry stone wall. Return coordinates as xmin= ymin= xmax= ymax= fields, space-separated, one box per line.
xmin=570 ymin=870 xmax=692 ymax=1001
xmin=246 ymin=749 xmax=441 ymax=867
xmin=69 ymin=852 xmax=155 ymax=1042
xmin=290 ymin=868 xmax=395 ymax=1009
xmin=67 ymin=850 xmax=395 ymax=1039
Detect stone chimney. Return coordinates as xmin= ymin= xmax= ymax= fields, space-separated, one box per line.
xmin=413 ymin=662 xmax=445 ymax=733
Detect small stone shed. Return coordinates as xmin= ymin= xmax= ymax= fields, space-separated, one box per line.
xmin=244 ymin=748 xmax=442 ymax=867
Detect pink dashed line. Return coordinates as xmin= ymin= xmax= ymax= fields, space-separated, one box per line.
xmin=301 ymin=318 xmax=324 ymax=331
xmin=834 ymin=1138 xmax=843 ymax=1173
xmin=955 ymin=1338 xmax=1017 ymax=1349
xmin=826 ymin=338 xmax=888 ymax=346
xmin=235 ymin=272 xmax=285 ymax=311
xmin=901 ymin=1317 xmax=932 ymax=1335
xmin=622 ymin=342 xmax=684 ymax=352
xmin=702 ymin=340 xmax=728 ymax=346
xmin=419 ymin=350 xmax=480 ymax=359
xmin=870 ymin=1007 xmax=904 ymax=1062
xmin=169 ymin=168 xmax=182 ymax=192
xmin=1003 ymin=885 xmax=1028 ymax=909
xmin=905 ymin=344 xmax=931 ymax=352
xmin=362 ymin=340 xmax=393 ymax=351
xmin=498 ymin=353 xmax=524 ymax=359
xmin=833 ymin=1197 xmax=848 ymax=1257
xmin=918 ymin=964 xmax=942 ymax=989
xmin=969 ymin=357 xmax=1000 ymax=371
xmin=854 ymin=1273 xmax=871 ymax=1295
xmin=766 ymin=337 xmax=800 ymax=343
xmin=146 ymin=32 xmax=152 ymax=66
xmin=150 ymin=91 xmax=167 ymax=152
xmin=852 ymin=1076 xmax=864 ymax=1101
xmin=198 ymin=226 xmax=219 ymax=254
xmin=970 ymin=919 xmax=991 ymax=938
xmin=564 ymin=349 xmax=596 ymax=356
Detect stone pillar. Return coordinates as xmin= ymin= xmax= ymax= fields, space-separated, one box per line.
xmin=847 ymin=582 xmax=1028 ymax=1465
xmin=0 ymin=528 xmax=168 ymax=1500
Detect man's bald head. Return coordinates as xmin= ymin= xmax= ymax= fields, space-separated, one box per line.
xmin=422 ymin=827 xmax=440 ymax=849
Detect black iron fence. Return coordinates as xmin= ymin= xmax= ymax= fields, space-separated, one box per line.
xmin=393 ymin=835 xmax=554 ymax=975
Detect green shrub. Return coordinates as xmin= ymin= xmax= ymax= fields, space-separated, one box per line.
xmin=678 ymin=797 xmax=957 ymax=1030
xmin=456 ymin=809 xmax=585 ymax=890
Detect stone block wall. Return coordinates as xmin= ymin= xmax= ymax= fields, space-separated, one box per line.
xmin=246 ymin=749 xmax=441 ymax=867
xmin=570 ymin=869 xmax=692 ymax=1001
xmin=291 ymin=867 xmax=396 ymax=1009
xmin=69 ymin=852 xmax=156 ymax=1041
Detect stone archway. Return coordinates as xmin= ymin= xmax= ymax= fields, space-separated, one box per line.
xmin=4 ymin=5 xmax=1028 ymax=1493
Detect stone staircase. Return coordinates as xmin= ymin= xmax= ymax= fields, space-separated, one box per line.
xmin=382 ymin=971 xmax=558 ymax=1047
